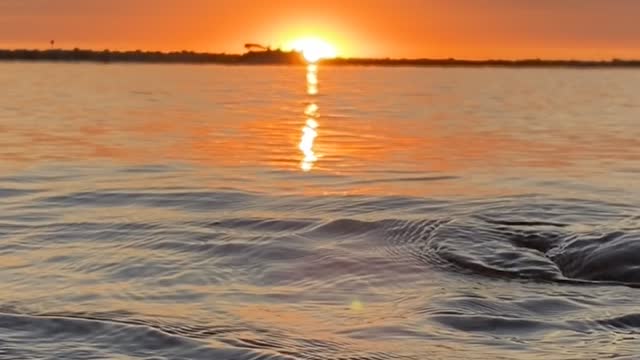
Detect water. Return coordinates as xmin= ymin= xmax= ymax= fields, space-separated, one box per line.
xmin=1 ymin=62 xmax=639 ymax=359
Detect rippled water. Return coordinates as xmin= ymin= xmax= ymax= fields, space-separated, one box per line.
xmin=1 ymin=62 xmax=640 ymax=359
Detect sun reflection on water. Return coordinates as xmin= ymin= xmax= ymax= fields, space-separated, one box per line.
xmin=306 ymin=64 xmax=318 ymax=96
xmin=300 ymin=64 xmax=320 ymax=172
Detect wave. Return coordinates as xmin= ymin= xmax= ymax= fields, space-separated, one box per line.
xmin=23 ymin=189 xmax=640 ymax=286
xmin=0 ymin=310 xmax=405 ymax=360
xmin=0 ymin=312 xmax=296 ymax=360
xmin=382 ymin=216 xmax=640 ymax=286
xmin=0 ymin=188 xmax=639 ymax=358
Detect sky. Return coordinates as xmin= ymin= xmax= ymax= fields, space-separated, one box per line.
xmin=1 ymin=0 xmax=639 ymax=59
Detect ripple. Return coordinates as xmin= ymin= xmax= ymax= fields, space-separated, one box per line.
xmin=380 ymin=199 xmax=640 ymax=286
xmin=1 ymin=191 xmax=640 ymax=358
xmin=2 ymin=62 xmax=640 ymax=359
xmin=0 ymin=188 xmax=41 ymax=199
xmin=342 ymin=175 xmax=460 ymax=186
xmin=431 ymin=314 xmax=561 ymax=335
xmin=40 ymin=190 xmax=259 ymax=211
xmin=0 ymin=312 xmax=279 ymax=360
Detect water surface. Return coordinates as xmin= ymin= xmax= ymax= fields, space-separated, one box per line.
xmin=1 ymin=62 xmax=639 ymax=359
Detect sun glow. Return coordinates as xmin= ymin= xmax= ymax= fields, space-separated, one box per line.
xmin=289 ymin=38 xmax=337 ymax=63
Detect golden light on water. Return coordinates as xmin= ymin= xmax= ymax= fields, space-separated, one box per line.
xmin=300 ymin=109 xmax=319 ymax=172
xmin=305 ymin=103 xmax=319 ymax=116
xmin=306 ymin=64 xmax=318 ymax=95
xmin=300 ymin=64 xmax=320 ymax=172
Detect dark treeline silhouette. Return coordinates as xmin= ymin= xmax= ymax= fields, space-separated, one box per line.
xmin=0 ymin=48 xmax=305 ymax=65
xmin=1 ymin=48 xmax=639 ymax=67
xmin=325 ymin=57 xmax=640 ymax=68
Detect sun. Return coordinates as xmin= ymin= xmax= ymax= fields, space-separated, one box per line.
xmin=289 ymin=38 xmax=337 ymax=63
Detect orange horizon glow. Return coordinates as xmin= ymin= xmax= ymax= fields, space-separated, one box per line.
xmin=2 ymin=0 xmax=640 ymax=60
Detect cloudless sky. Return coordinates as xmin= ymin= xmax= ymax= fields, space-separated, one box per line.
xmin=1 ymin=0 xmax=639 ymax=59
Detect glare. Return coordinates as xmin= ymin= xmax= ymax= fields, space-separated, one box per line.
xmin=300 ymin=102 xmax=319 ymax=172
xmin=305 ymin=103 xmax=319 ymax=116
xmin=306 ymin=118 xmax=319 ymax=129
xmin=306 ymin=64 xmax=318 ymax=95
xmin=299 ymin=61 xmax=321 ymax=172
xmin=290 ymin=38 xmax=337 ymax=63
xmin=299 ymin=118 xmax=319 ymax=172
xmin=350 ymin=299 xmax=364 ymax=312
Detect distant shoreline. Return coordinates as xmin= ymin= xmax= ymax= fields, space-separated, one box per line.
xmin=1 ymin=48 xmax=639 ymax=68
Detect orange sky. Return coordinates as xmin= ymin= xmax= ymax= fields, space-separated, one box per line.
xmin=1 ymin=0 xmax=639 ymax=59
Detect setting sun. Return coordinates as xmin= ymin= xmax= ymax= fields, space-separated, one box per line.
xmin=289 ymin=38 xmax=337 ymax=63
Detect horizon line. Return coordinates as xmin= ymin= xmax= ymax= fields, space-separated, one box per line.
xmin=1 ymin=47 xmax=639 ymax=66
